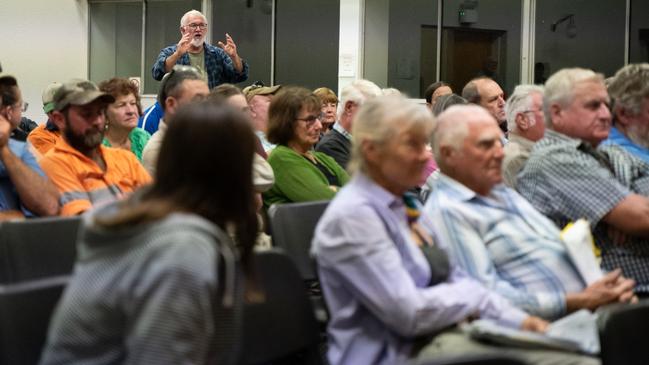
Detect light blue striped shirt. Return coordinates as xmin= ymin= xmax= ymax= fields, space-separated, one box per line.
xmin=423 ymin=174 xmax=586 ymax=320
xmin=312 ymin=173 xmax=528 ymax=365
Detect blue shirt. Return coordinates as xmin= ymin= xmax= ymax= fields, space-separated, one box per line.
xmin=424 ymin=174 xmax=586 ymax=320
xmin=602 ymin=126 xmax=649 ymax=165
xmin=0 ymin=139 xmax=46 ymax=216
xmin=152 ymin=43 xmax=249 ymax=89
xmin=138 ymin=102 xmax=164 ymax=135
xmin=311 ymin=172 xmax=527 ymax=365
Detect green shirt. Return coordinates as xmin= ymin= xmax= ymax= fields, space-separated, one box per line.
xmin=188 ymin=49 xmax=208 ymax=83
xmin=263 ymin=145 xmax=349 ymax=208
xmin=102 ymin=128 xmax=151 ymax=161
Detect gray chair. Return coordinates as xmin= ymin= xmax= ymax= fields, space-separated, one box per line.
xmin=240 ymin=249 xmax=322 ymax=365
xmin=268 ymin=201 xmax=329 ymax=281
xmin=0 ymin=275 xmax=69 ymax=365
xmin=0 ymin=217 xmax=81 ymax=283
xmin=598 ymin=299 xmax=649 ymax=365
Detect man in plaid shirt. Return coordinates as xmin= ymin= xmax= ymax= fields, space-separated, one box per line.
xmin=152 ymin=9 xmax=248 ymax=90
xmin=517 ymin=67 xmax=649 ymax=296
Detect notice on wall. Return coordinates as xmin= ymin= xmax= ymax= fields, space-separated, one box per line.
xmin=339 ymin=53 xmax=356 ymax=77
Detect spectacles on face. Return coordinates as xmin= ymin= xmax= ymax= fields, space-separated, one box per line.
xmin=14 ymin=101 xmax=28 ymax=112
xmin=185 ymin=23 xmax=207 ymax=30
xmin=297 ymin=114 xmax=321 ymax=126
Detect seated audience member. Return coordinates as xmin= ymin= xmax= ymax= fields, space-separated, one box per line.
xmin=424 ymin=81 xmax=452 ymax=110
xmin=313 ymin=87 xmax=338 ymax=133
xmin=0 ymin=74 xmax=59 ymax=218
xmin=517 ymin=68 xmax=649 ymax=294
xmin=603 ymin=63 xmax=649 ymax=163
xmin=462 ymin=77 xmax=507 ymax=133
xmin=99 ymin=78 xmax=150 ymax=161
xmin=315 ymin=79 xmax=381 ymax=168
xmin=502 ymin=85 xmax=545 ymax=187
xmin=263 ymin=87 xmax=349 ymax=207
xmin=28 ymin=82 xmax=63 ymax=155
xmin=431 ymin=93 xmax=468 ymax=117
xmin=138 ymin=101 xmax=164 ymax=135
xmin=424 ymin=104 xmax=634 ymax=320
xmin=244 ymin=82 xmax=281 ymax=153
xmin=208 ymin=83 xmax=251 ymax=114
xmin=312 ymin=96 xmax=596 ymax=365
xmin=142 ymin=65 xmax=209 ymax=175
xmin=41 ymin=102 xmax=258 ymax=364
xmin=40 ymin=79 xmax=151 ymax=216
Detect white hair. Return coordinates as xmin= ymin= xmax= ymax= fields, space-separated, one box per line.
xmin=180 ymin=9 xmax=206 ymax=27
xmin=505 ymin=84 xmax=544 ymax=132
xmin=431 ymin=105 xmax=487 ymax=160
xmin=338 ymin=79 xmax=382 ymax=118
xmin=349 ymin=96 xmax=433 ymax=174
xmin=544 ymin=68 xmax=604 ymax=128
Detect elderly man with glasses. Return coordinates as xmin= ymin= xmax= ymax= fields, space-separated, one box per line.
xmin=152 ymin=9 xmax=248 ymax=90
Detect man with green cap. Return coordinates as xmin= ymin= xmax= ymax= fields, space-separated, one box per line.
xmin=28 ymin=82 xmax=63 ymax=155
xmin=0 ymin=73 xmax=60 ymax=218
xmin=40 ymin=79 xmax=152 ymax=216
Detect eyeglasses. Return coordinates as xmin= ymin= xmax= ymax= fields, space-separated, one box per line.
xmin=14 ymin=101 xmax=28 ymax=112
xmin=297 ymin=114 xmax=321 ymax=125
xmin=185 ymin=23 xmax=207 ymax=30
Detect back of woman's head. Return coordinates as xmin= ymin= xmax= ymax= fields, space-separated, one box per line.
xmin=98 ymin=101 xmax=258 ymax=267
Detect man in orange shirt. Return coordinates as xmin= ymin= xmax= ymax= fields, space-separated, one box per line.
xmin=40 ymin=79 xmax=152 ymax=216
xmin=28 ymin=82 xmax=63 ymax=156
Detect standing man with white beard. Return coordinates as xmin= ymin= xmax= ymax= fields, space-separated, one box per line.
xmin=152 ymin=9 xmax=248 ymax=90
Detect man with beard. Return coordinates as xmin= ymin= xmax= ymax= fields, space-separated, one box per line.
xmin=602 ymin=63 xmax=649 ymax=163
xmin=40 ymin=80 xmax=151 ymax=216
xmin=152 ymin=9 xmax=248 ymax=90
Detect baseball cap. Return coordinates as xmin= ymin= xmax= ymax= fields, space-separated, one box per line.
xmin=42 ymin=82 xmax=62 ymax=113
xmin=53 ymin=79 xmax=115 ymax=111
xmin=243 ymin=82 xmax=281 ymax=101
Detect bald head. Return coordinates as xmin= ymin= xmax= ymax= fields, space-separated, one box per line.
xmin=433 ymin=104 xmax=504 ymax=195
xmin=463 ymin=78 xmax=506 ymax=125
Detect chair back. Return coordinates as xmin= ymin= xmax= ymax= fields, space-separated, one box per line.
xmin=268 ymin=201 xmax=329 ymax=281
xmin=0 ymin=275 xmax=69 ymax=365
xmin=240 ymin=249 xmax=321 ymax=365
xmin=0 ymin=217 xmax=81 ymax=283
xmin=598 ymin=299 xmax=649 ymax=365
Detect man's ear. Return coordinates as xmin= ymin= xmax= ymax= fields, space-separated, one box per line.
xmin=614 ymin=106 xmax=633 ymax=127
xmin=515 ymin=112 xmax=529 ymax=131
xmin=549 ymin=103 xmax=563 ymax=128
xmin=344 ymin=101 xmax=355 ymax=116
xmin=51 ymin=110 xmax=66 ymax=131
xmin=165 ymin=97 xmax=177 ymax=115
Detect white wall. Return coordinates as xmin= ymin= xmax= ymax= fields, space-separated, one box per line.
xmin=0 ymin=0 xmax=89 ymax=124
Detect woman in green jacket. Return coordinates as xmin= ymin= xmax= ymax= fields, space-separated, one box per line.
xmin=263 ymin=87 xmax=349 ymax=207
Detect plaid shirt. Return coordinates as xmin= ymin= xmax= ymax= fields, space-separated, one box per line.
xmin=424 ymin=174 xmax=585 ymax=320
xmin=517 ymin=129 xmax=649 ymax=293
xmin=152 ymin=43 xmax=248 ymax=89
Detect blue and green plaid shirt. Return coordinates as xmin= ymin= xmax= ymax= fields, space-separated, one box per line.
xmin=152 ymin=42 xmax=248 ymax=89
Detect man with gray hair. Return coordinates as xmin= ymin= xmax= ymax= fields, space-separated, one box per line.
xmin=152 ymin=9 xmax=248 ymax=89
xmin=315 ymin=79 xmax=382 ymax=168
xmin=602 ymin=63 xmax=649 ymax=163
xmin=517 ymin=67 xmax=649 ymax=295
xmin=502 ymin=84 xmax=545 ymax=187
xmin=424 ymin=104 xmax=635 ymax=321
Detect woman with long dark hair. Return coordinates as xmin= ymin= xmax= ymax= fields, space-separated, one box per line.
xmin=41 ymin=102 xmax=258 ymax=364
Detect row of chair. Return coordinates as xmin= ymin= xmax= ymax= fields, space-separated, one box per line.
xmin=0 ymin=206 xmax=645 ymax=364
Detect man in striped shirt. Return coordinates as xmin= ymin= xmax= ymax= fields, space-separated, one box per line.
xmin=423 ymin=104 xmax=635 ymax=320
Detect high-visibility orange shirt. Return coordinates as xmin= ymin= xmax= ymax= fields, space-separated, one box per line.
xmin=40 ymin=138 xmax=152 ymax=216
xmin=28 ymin=124 xmax=61 ymax=157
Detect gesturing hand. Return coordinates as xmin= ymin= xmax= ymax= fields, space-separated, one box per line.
xmin=177 ymin=32 xmax=192 ymax=55
xmin=217 ymin=33 xmax=239 ymax=59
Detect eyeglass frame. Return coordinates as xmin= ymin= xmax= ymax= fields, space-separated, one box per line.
xmin=296 ymin=113 xmax=322 ymax=126
xmin=14 ymin=101 xmax=28 ymax=112
xmin=184 ymin=22 xmax=208 ymax=31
